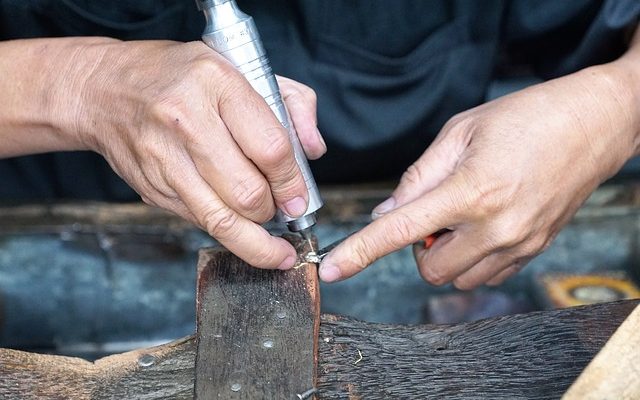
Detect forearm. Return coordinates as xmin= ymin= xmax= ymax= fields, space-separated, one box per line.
xmin=596 ymin=24 xmax=640 ymax=159
xmin=544 ymin=24 xmax=640 ymax=184
xmin=0 ymin=37 xmax=115 ymax=158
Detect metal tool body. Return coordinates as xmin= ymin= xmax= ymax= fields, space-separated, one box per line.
xmin=197 ymin=0 xmax=323 ymax=236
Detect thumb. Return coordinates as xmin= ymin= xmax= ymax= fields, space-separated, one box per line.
xmin=372 ymin=126 xmax=469 ymax=219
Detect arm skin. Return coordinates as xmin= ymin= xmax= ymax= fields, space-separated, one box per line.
xmin=0 ymin=37 xmax=325 ymax=269
xmin=321 ymin=25 xmax=640 ymax=289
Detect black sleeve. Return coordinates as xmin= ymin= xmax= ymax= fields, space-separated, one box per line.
xmin=502 ymin=0 xmax=640 ymax=79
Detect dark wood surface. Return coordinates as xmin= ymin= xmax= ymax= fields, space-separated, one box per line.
xmin=194 ymin=236 xmax=320 ymax=399
xmin=0 ymin=300 xmax=636 ymax=399
xmin=317 ymin=300 xmax=639 ymax=399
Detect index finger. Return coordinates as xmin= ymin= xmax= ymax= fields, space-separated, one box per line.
xmin=318 ymin=179 xmax=463 ymax=282
xmin=172 ymin=160 xmax=297 ymax=269
xmin=217 ymin=74 xmax=309 ymax=218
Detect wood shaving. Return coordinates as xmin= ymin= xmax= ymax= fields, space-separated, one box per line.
xmin=354 ymin=349 xmax=363 ymax=365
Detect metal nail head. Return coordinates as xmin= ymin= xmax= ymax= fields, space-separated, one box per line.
xmin=138 ymin=354 xmax=155 ymax=368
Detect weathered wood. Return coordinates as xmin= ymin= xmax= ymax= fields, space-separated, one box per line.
xmin=0 ymin=336 xmax=195 ymax=400
xmin=0 ymin=300 xmax=636 ymax=399
xmin=564 ymin=304 xmax=640 ymax=399
xmin=317 ymin=300 xmax=636 ymax=399
xmin=194 ymin=236 xmax=319 ymax=399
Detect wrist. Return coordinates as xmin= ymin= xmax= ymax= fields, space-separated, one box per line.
xmin=575 ymin=60 xmax=640 ymax=173
xmin=46 ymin=37 xmax=122 ymax=152
xmin=0 ymin=37 xmax=120 ymax=157
xmin=603 ymin=47 xmax=640 ymax=157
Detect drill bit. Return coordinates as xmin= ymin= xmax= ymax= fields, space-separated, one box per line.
xmin=299 ymin=227 xmax=315 ymax=253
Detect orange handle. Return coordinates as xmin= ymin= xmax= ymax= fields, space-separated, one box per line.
xmin=423 ymin=229 xmax=450 ymax=249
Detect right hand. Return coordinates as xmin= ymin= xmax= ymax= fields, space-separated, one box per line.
xmin=70 ymin=40 xmax=326 ymax=269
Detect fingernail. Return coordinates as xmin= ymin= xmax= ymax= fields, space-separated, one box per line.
xmin=319 ymin=262 xmax=342 ymax=282
xmin=284 ymin=196 xmax=307 ymax=217
xmin=371 ymin=197 xmax=396 ymax=220
xmin=278 ymin=255 xmax=296 ymax=270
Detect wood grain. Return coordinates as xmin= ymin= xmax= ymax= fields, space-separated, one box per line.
xmin=0 ymin=336 xmax=195 ymax=400
xmin=0 ymin=300 xmax=636 ymax=399
xmin=563 ymin=304 xmax=640 ymax=400
xmin=316 ymin=300 xmax=637 ymax=399
xmin=194 ymin=235 xmax=319 ymax=399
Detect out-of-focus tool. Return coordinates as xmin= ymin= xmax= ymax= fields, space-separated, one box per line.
xmin=197 ymin=0 xmax=323 ymax=243
xmin=536 ymin=272 xmax=640 ymax=309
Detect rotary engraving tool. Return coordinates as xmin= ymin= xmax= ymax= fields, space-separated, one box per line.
xmin=197 ymin=0 xmax=323 ymax=244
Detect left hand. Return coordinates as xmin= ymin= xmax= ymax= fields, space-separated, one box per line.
xmin=319 ymin=61 xmax=640 ymax=289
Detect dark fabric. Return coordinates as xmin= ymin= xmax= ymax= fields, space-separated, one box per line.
xmin=246 ymin=0 xmax=639 ymax=183
xmin=0 ymin=0 xmax=638 ymax=200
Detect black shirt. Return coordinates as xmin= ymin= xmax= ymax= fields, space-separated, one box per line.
xmin=0 ymin=0 xmax=638 ymax=200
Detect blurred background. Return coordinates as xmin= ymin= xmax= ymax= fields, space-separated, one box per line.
xmin=0 ymin=177 xmax=638 ymax=361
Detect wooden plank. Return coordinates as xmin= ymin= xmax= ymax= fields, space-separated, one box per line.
xmin=563 ymin=304 xmax=640 ymax=400
xmin=0 ymin=300 xmax=636 ymax=399
xmin=194 ymin=235 xmax=320 ymax=399
xmin=317 ymin=300 xmax=639 ymax=400
xmin=0 ymin=336 xmax=195 ymax=400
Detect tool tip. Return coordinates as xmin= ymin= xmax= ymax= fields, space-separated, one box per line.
xmin=298 ymin=227 xmax=315 ymax=252
xmin=299 ymin=227 xmax=313 ymax=241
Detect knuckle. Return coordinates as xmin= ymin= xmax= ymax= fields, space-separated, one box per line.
xmin=189 ymin=54 xmax=246 ymax=102
xmin=301 ymin=85 xmax=317 ymax=103
xmin=456 ymin=170 xmax=503 ymax=218
xmin=259 ymin=128 xmax=292 ymax=167
xmin=350 ymin=237 xmax=376 ymax=270
xmin=441 ymin=112 xmax=473 ymax=133
xmin=521 ymin=235 xmax=549 ymax=256
xmin=419 ymin=265 xmax=449 ymax=286
xmin=190 ymin=51 xmax=233 ymax=79
xmin=444 ymin=176 xmax=486 ymax=218
xmin=400 ymin=164 xmax=424 ymax=188
xmin=137 ymin=140 xmax=163 ymax=163
xmin=453 ymin=277 xmax=477 ymax=291
xmin=148 ymin=100 xmax=189 ymax=134
xmin=248 ymin=246 xmax=280 ymax=267
xmin=232 ymin=177 xmax=271 ymax=213
xmin=160 ymin=170 xmax=186 ymax=198
xmin=201 ymin=206 xmax=239 ymax=239
xmin=140 ymin=195 xmax=157 ymax=207
xmin=486 ymin=217 xmax=528 ymax=250
xmin=469 ymin=189 xmax=500 ymax=218
xmin=215 ymin=73 xmax=250 ymax=102
xmin=383 ymin=212 xmax=416 ymax=248
xmin=541 ymin=236 xmax=554 ymax=252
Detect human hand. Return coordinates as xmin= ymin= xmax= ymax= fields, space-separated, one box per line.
xmin=319 ymin=63 xmax=640 ymax=288
xmin=70 ymin=40 xmax=325 ymax=269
